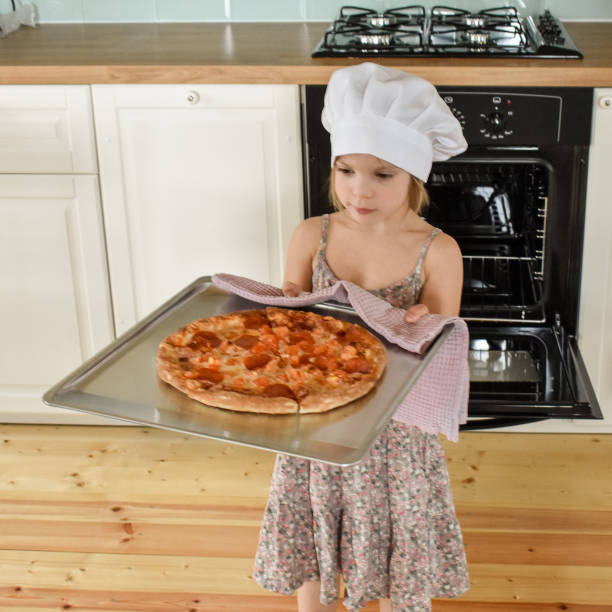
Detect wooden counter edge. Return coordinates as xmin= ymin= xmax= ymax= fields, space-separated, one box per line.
xmin=1 ymin=64 xmax=612 ymax=86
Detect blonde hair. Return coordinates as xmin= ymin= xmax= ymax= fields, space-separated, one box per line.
xmin=328 ymin=161 xmax=430 ymax=215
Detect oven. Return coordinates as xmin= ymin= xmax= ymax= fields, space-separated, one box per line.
xmin=301 ymin=83 xmax=603 ymax=430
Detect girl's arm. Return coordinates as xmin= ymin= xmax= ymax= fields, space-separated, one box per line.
xmin=415 ymin=233 xmax=464 ymax=317
xmin=282 ymin=217 xmax=322 ymax=296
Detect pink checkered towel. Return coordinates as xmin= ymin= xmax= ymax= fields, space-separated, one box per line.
xmin=212 ymin=273 xmax=469 ymax=442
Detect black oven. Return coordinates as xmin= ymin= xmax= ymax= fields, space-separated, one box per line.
xmin=302 ymin=84 xmax=602 ymax=430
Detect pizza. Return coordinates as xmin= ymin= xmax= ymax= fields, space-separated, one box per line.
xmin=156 ymin=307 xmax=386 ymax=414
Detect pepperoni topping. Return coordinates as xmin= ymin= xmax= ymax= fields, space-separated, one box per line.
xmin=341 ymin=357 xmax=373 ymax=374
xmin=313 ymin=356 xmax=329 ymax=371
xmin=231 ymin=377 xmax=245 ymax=390
xmin=288 ymin=330 xmax=314 ymax=345
xmin=244 ymin=353 xmax=272 ymax=370
xmin=250 ymin=342 xmax=269 ymax=354
xmin=243 ymin=313 xmax=268 ymax=329
xmin=297 ymin=340 xmax=314 ymax=353
xmin=188 ymin=330 xmax=221 ymax=350
xmin=254 ymin=376 xmax=271 ymax=387
xmin=344 ymin=326 xmax=368 ymax=343
xmin=195 ymin=367 xmax=224 ymax=383
xmin=233 ymin=334 xmax=259 ymax=349
xmin=261 ymin=383 xmax=295 ymax=399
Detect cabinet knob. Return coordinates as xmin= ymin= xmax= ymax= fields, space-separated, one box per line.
xmin=598 ymin=96 xmax=612 ymax=109
xmin=185 ymin=90 xmax=200 ymax=104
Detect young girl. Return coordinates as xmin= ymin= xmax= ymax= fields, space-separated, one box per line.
xmin=253 ymin=62 xmax=470 ymax=612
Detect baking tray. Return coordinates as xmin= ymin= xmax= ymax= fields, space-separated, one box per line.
xmin=44 ymin=276 xmax=453 ymax=466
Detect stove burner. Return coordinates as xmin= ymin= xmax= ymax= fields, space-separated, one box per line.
xmin=465 ymin=16 xmax=486 ymax=28
xmin=358 ymin=32 xmax=393 ymax=46
xmin=466 ymin=31 xmax=491 ymax=46
xmin=367 ymin=14 xmax=397 ymax=27
xmin=312 ymin=4 xmax=583 ymax=59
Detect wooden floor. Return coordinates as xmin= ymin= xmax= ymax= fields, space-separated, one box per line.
xmin=0 ymin=425 xmax=611 ymax=611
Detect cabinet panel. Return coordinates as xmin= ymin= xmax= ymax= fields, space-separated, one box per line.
xmin=577 ymin=88 xmax=612 ymax=430
xmin=93 ymin=84 xmax=303 ymax=334
xmin=0 ymin=175 xmax=115 ymax=423
xmin=0 ymin=85 xmax=98 ymax=173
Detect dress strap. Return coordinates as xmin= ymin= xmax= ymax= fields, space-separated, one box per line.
xmin=414 ymin=228 xmax=442 ymax=276
xmin=320 ymin=213 xmax=330 ymax=246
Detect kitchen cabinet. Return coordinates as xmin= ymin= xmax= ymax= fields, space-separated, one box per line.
xmin=1 ymin=83 xmax=304 ymax=425
xmin=92 ymin=84 xmax=303 ymax=336
xmin=0 ymin=175 xmax=115 ymax=423
xmin=577 ymin=88 xmax=612 ymax=431
xmin=0 ymin=86 xmax=115 ymax=424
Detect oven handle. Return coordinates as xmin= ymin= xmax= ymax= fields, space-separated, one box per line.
xmin=460 ymin=416 xmax=549 ymax=431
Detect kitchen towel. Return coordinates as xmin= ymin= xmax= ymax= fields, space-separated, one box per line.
xmin=212 ymin=273 xmax=469 ymax=442
xmin=0 ymin=1 xmax=36 ymax=38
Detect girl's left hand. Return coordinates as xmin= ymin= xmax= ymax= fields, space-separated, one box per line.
xmin=282 ymin=281 xmax=302 ymax=297
xmin=404 ymin=303 xmax=429 ymax=323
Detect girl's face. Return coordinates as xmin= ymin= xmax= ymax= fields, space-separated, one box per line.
xmin=333 ymin=154 xmax=412 ymax=223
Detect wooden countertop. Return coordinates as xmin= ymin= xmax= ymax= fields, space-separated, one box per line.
xmin=0 ymin=22 xmax=611 ymax=86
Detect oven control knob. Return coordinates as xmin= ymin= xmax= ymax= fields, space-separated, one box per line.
xmin=485 ymin=111 xmax=507 ymax=131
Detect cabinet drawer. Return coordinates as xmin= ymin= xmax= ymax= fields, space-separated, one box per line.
xmin=97 ymin=84 xmax=277 ymax=109
xmin=0 ymin=85 xmax=97 ymax=173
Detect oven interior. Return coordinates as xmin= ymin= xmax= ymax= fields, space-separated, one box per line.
xmin=427 ymin=160 xmax=548 ymax=323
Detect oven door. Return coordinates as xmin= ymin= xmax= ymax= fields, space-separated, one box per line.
xmin=464 ymin=324 xmax=603 ymax=429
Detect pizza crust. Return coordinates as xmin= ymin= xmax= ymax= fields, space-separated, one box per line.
xmin=156 ymin=358 xmax=298 ymax=414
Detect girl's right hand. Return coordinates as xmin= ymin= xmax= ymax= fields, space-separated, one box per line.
xmin=404 ymin=303 xmax=429 ymax=323
xmin=282 ymin=281 xmax=302 ymax=297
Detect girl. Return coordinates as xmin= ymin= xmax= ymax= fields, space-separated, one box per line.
xmin=253 ymin=62 xmax=470 ymax=612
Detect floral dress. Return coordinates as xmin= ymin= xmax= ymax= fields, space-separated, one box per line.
xmin=253 ymin=214 xmax=469 ymax=611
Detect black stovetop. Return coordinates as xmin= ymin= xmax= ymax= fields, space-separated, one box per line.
xmin=312 ymin=5 xmax=582 ymax=59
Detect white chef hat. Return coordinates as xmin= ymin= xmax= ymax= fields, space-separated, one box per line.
xmin=321 ymin=62 xmax=467 ymax=182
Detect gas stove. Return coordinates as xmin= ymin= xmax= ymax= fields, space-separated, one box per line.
xmin=312 ymin=5 xmax=582 ymax=58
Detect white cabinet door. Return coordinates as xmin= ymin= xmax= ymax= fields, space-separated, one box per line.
xmin=0 ymin=175 xmax=115 ymax=423
xmin=0 ymin=85 xmax=98 ymax=174
xmin=92 ymin=85 xmax=303 ymax=335
xmin=577 ymin=89 xmax=612 ymax=430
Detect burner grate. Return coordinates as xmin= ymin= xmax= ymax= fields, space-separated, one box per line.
xmin=323 ymin=22 xmax=424 ymax=51
xmin=340 ymin=4 xmax=426 ymax=25
xmin=429 ymin=5 xmax=528 ymax=51
xmin=311 ymin=4 xmax=583 ymax=58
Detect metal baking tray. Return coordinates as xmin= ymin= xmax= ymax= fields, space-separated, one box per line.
xmin=44 ymin=276 xmax=453 ymax=466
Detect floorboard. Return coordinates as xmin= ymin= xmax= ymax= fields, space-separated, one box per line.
xmin=0 ymin=425 xmax=611 ymax=610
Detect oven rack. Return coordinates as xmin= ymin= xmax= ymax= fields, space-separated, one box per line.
xmin=461 ymin=254 xmax=545 ymax=323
